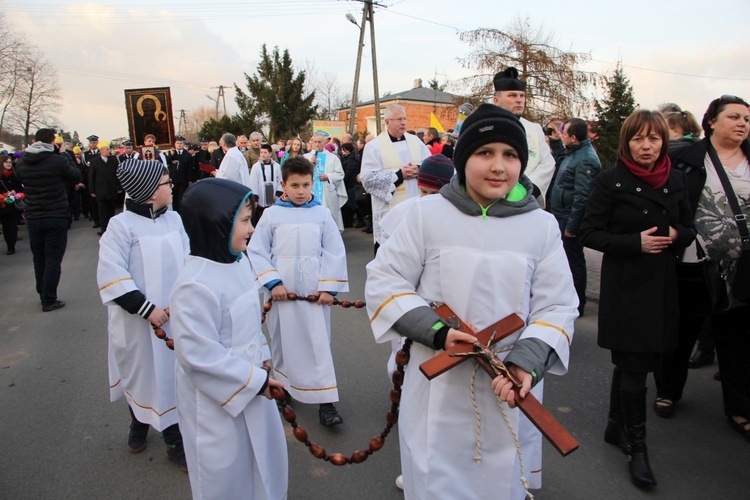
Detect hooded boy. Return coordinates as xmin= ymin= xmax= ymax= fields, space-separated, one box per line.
xmin=97 ymin=158 xmax=190 ymax=469
xmin=170 ymin=179 xmax=288 ymax=499
xmin=365 ymin=104 xmax=578 ymax=499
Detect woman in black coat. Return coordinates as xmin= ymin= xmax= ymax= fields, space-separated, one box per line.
xmin=580 ymin=110 xmax=695 ymax=488
xmin=0 ymin=154 xmax=23 ymax=254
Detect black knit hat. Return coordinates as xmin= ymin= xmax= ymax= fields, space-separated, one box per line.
xmin=453 ymin=104 xmax=528 ymax=183
xmin=418 ymin=154 xmax=454 ymax=190
xmin=117 ymin=158 xmax=166 ymax=204
xmin=493 ymin=67 xmax=526 ymax=92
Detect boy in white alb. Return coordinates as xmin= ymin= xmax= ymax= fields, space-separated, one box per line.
xmin=248 ymin=143 xmax=283 ymax=225
xmin=248 ymin=156 xmax=349 ymax=426
xmin=171 ymin=179 xmax=288 ymax=499
xmin=97 ymin=159 xmax=190 ymax=471
xmin=366 ymin=104 xmax=578 ymax=499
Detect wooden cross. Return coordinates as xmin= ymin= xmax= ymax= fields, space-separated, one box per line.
xmin=419 ymin=304 xmax=579 ymax=456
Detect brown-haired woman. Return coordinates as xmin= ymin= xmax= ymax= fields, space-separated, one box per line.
xmin=667 ymin=95 xmax=750 ymax=442
xmin=280 ymin=137 xmax=303 ymax=166
xmin=580 ymin=110 xmax=696 ymax=487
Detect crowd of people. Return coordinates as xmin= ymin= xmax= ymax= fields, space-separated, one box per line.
xmin=2 ymin=65 xmax=749 ymax=499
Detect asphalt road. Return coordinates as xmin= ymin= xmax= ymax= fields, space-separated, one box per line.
xmin=1 ymin=217 xmax=748 ymax=499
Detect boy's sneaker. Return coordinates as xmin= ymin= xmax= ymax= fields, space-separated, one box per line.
xmin=167 ymin=443 xmax=188 ymax=473
xmin=127 ymin=426 xmax=149 ymax=454
xmin=318 ymin=404 xmax=343 ymax=426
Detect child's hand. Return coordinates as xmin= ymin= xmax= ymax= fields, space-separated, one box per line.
xmin=147 ymin=306 xmax=169 ymax=327
xmin=271 ymin=284 xmax=288 ymax=301
xmin=317 ymin=292 xmax=335 ymax=305
xmin=262 ymin=377 xmax=285 ymax=400
xmin=445 ymin=328 xmax=476 ymax=349
xmin=491 ymin=365 xmax=532 ymax=408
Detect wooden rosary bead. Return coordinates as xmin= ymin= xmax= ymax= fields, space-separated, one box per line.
xmin=328 ymin=453 xmax=348 ymax=466
xmin=309 ymin=443 xmax=326 ymax=459
xmin=387 ymin=412 xmax=398 ymax=425
xmin=340 ymin=300 xmax=352 ymax=308
xmin=293 ymin=426 xmax=308 ymax=443
xmin=395 ymin=349 xmax=410 ymax=365
xmin=154 ymin=328 xmax=167 ymax=340
xmin=164 ymin=307 xmax=170 ymax=316
xmin=350 ymin=450 xmax=369 ymax=464
xmin=263 ymin=301 xmax=273 ymax=313
xmin=287 ymin=292 xmax=298 ymax=300
xmin=353 ymin=300 xmax=365 ymax=308
xmin=369 ymin=436 xmax=384 ymax=452
xmin=165 ymin=339 xmax=175 ymax=350
xmin=390 ymin=389 xmax=401 ymax=404
xmin=269 ymin=386 xmax=284 ymax=401
xmin=282 ymin=406 xmax=296 ymax=423
xmin=391 ymin=370 xmax=404 ymax=386
xmin=307 ymin=294 xmax=319 ymax=302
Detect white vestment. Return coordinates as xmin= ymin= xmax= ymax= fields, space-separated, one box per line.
xmin=520 ymin=117 xmax=555 ymax=206
xmin=360 ymin=132 xmax=430 ymax=244
xmin=216 ymin=147 xmax=251 ymax=187
xmin=97 ymin=210 xmax=189 ymax=430
xmin=366 ymin=195 xmax=578 ymax=500
xmin=171 ymin=256 xmax=288 ymax=500
xmin=247 ymin=203 xmax=349 ymax=404
xmin=248 ymin=160 xmax=283 ymax=208
xmin=304 ymin=151 xmax=348 ymax=232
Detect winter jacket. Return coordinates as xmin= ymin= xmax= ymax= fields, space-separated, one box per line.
xmin=579 ymin=161 xmax=695 ymax=353
xmin=548 ymin=139 xmax=602 ymax=234
xmin=89 ymin=155 xmax=120 ymax=200
xmin=14 ymin=142 xmax=81 ymax=219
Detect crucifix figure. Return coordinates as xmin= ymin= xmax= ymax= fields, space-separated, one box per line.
xmin=419 ymin=304 xmax=579 ymax=456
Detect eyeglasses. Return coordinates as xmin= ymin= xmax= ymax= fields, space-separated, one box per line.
xmin=158 ymin=179 xmax=173 ymax=188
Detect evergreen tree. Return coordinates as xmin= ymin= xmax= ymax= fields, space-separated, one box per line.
xmin=593 ymin=62 xmax=637 ymax=169
xmin=72 ymin=130 xmax=80 ymax=146
xmin=198 ymin=115 xmax=235 ymax=142
xmin=236 ymin=45 xmax=316 ymax=142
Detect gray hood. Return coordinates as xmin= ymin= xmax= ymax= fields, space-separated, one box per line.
xmin=24 ymin=142 xmax=55 ymax=154
xmin=439 ymin=175 xmax=539 ymax=218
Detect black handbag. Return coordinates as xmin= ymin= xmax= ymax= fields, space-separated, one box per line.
xmin=678 ymin=243 xmax=728 ymax=314
xmin=707 ymin=145 xmax=750 ymax=302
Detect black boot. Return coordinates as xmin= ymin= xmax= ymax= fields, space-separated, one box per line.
xmin=604 ymin=368 xmax=628 ymax=454
xmin=621 ymin=389 xmax=657 ymax=487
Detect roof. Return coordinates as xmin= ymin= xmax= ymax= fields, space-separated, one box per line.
xmin=355 ymin=86 xmax=460 ymax=107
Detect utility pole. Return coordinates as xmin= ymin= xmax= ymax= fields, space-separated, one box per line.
xmin=177 ymin=109 xmax=187 ymax=135
xmin=347 ymin=8 xmax=367 ymax=135
xmin=368 ymin=0 xmax=381 ymax=134
xmin=208 ymin=85 xmax=230 ymax=119
xmin=346 ymin=0 xmax=384 ymax=136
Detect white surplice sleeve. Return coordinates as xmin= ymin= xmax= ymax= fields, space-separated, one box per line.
xmin=365 ymin=204 xmax=431 ymax=343
xmin=247 ymin=212 xmax=281 ymax=288
xmin=520 ymin=215 xmax=578 ymax=375
xmin=171 ymin=280 xmax=268 ymax=418
xmin=318 ymin=210 xmax=349 ymax=294
xmin=97 ymin=217 xmax=138 ymax=305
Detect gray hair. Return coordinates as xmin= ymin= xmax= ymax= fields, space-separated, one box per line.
xmin=221 ymin=133 xmax=237 ymax=148
xmin=384 ymin=105 xmax=405 ymax=120
xmin=249 ymin=131 xmax=263 ymax=140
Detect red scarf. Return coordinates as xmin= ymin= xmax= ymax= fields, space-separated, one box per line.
xmin=2 ymin=169 xmax=12 ymax=178
xmin=621 ymin=155 xmax=671 ymax=189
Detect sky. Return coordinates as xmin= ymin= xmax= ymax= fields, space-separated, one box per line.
xmin=3 ymin=0 xmax=750 ymax=142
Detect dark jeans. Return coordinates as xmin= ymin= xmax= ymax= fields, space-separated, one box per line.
xmin=713 ymin=305 xmax=750 ymax=418
xmin=557 ymin=217 xmax=586 ymax=312
xmin=172 ymin=183 xmax=188 ymax=213
xmin=97 ymin=199 xmax=116 ymax=232
xmin=26 ymin=218 xmax=69 ymax=307
xmin=1 ymin=211 xmax=19 ymax=251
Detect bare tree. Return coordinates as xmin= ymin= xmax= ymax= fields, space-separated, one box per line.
xmin=456 ymin=17 xmax=597 ymax=123
xmin=0 ymin=15 xmax=27 ymax=137
xmin=10 ymin=47 xmax=62 ymax=145
xmin=315 ymin=73 xmax=346 ymax=120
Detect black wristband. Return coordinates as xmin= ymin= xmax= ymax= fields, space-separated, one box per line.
xmin=432 ymin=325 xmax=451 ymax=350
